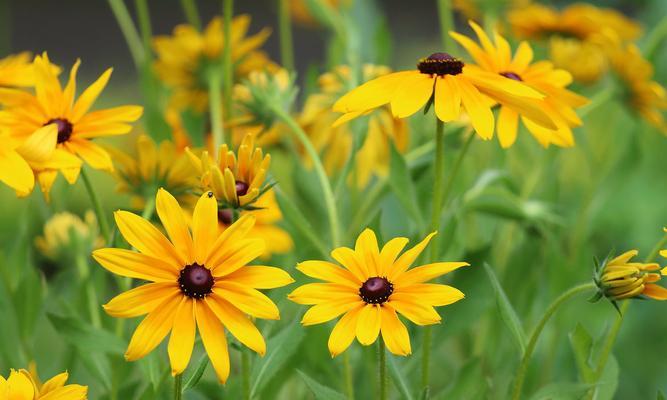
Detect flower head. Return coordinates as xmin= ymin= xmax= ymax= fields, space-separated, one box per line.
xmin=107 ymin=134 xmax=198 ymax=209
xmin=592 ymin=250 xmax=667 ymax=305
xmin=0 ymin=368 xmax=87 ymax=400
xmin=187 ymin=134 xmax=271 ymax=209
xmin=451 ymin=21 xmax=588 ymax=147
xmin=153 ymin=15 xmax=276 ymax=112
xmin=333 ymin=47 xmax=555 ymax=141
xmin=289 ymin=229 xmax=467 ymax=356
xmin=233 ymin=68 xmax=296 ymax=129
xmin=35 ymin=211 xmax=103 ymax=263
xmin=0 ymin=52 xmax=143 ymax=196
xmin=93 ymin=189 xmax=293 ymax=382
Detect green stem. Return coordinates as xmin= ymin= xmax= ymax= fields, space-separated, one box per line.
xmin=378 ymin=339 xmax=387 ymax=400
xmin=421 ymin=326 xmax=432 ymax=393
xmin=343 ymin=352 xmax=355 ymax=400
xmin=180 ymin=0 xmax=202 ymax=30
xmin=107 ymin=0 xmax=145 ymax=68
xmin=241 ymin=349 xmax=250 ymax=400
xmin=278 ymin=0 xmax=295 ymax=72
xmin=273 ymin=107 xmax=341 ymax=247
xmin=436 ymin=131 xmax=474 ymax=235
xmin=222 ymin=0 xmax=234 ymax=122
xmin=511 ymin=282 xmax=596 ymax=400
xmin=174 ymin=373 xmax=182 ymax=400
xmin=81 ymin=169 xmax=111 ymax=244
xmin=134 ymin=0 xmax=152 ymax=59
xmin=141 ymin=193 xmax=157 ymax=220
xmin=76 ymin=254 xmax=102 ymax=328
xmin=579 ymin=85 xmax=617 ymax=119
xmin=436 ymin=0 xmax=455 ymax=51
xmin=208 ymin=70 xmax=226 ymax=149
xmin=644 ymin=15 xmax=667 ymax=61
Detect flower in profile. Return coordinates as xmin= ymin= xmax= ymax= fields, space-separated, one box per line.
xmin=0 ymin=52 xmax=55 ymax=88
xmin=0 ymin=52 xmax=143 ymax=196
xmin=608 ymin=44 xmax=667 ymax=133
xmin=333 ymin=48 xmax=555 ymax=140
xmin=299 ymin=64 xmax=409 ymax=187
xmin=153 ymin=15 xmax=276 ymax=112
xmin=93 ymin=189 xmax=293 ymax=382
xmin=107 ymin=134 xmax=198 ymax=209
xmin=35 ymin=210 xmax=103 ymax=263
xmin=591 ymin=250 xmax=667 ymax=307
xmin=289 ymin=229 xmax=467 ymax=356
xmin=187 ymin=133 xmax=271 ymax=209
xmin=0 ymin=368 xmax=87 ymax=399
xmin=451 ymin=21 xmax=588 ymax=147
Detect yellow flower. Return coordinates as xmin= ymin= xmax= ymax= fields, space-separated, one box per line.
xmin=608 ymin=44 xmax=667 ymax=133
xmin=153 ymin=15 xmax=276 ymax=112
xmin=0 ymin=368 xmax=87 ymax=400
xmin=187 ymin=134 xmax=271 ymax=208
xmin=593 ymin=250 xmax=667 ymax=302
xmin=333 ymin=49 xmax=554 ymax=141
xmin=218 ymin=190 xmax=293 ymax=259
xmin=548 ymin=36 xmax=609 ymax=84
xmin=289 ymin=229 xmax=467 ymax=356
xmin=107 ymin=134 xmax=198 ymax=209
xmin=0 ymin=52 xmax=52 ymax=88
xmin=0 ymin=52 xmax=143 ymax=196
xmin=299 ymin=65 xmax=409 ymax=187
xmin=35 ymin=210 xmax=103 ymax=261
xmin=451 ymin=21 xmax=588 ymax=148
xmin=93 ymin=189 xmax=294 ymax=382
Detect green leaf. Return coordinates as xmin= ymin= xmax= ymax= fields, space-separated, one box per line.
xmin=14 ymin=266 xmax=43 ymax=339
xmin=79 ymin=351 xmax=113 ymax=390
xmin=657 ymin=390 xmax=665 ymax=400
xmin=274 ymin=188 xmax=329 ymax=257
xmin=569 ymin=323 xmax=595 ymax=382
xmin=250 ymin=320 xmax=305 ymax=397
xmin=388 ymin=356 xmax=414 ymax=400
xmin=388 ymin=141 xmax=425 ymax=231
xmin=592 ymin=355 xmax=619 ymax=400
xmin=529 ymin=382 xmax=597 ymax=400
xmin=138 ymin=351 xmax=163 ymax=392
xmin=483 ymin=263 xmax=527 ymax=354
xmin=183 ymin=355 xmax=209 ymax=391
xmin=47 ymin=312 xmax=126 ymax=355
xmin=296 ymin=370 xmax=346 ymax=400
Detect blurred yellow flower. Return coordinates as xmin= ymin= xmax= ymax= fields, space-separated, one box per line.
xmin=451 ymin=21 xmax=588 ymax=148
xmin=593 ymin=250 xmax=667 ymax=302
xmin=233 ymin=68 xmax=295 ymax=129
xmin=35 ymin=210 xmax=103 ymax=261
xmin=107 ymin=134 xmax=198 ymax=209
xmin=608 ymin=44 xmax=667 ymax=133
xmin=0 ymin=368 xmax=87 ymax=400
xmin=452 ymin=0 xmax=530 ymax=22
xmin=299 ymin=64 xmax=409 ymax=187
xmin=0 ymin=52 xmax=52 ymax=88
xmin=548 ymin=36 xmax=609 ymax=84
xmin=0 ymin=52 xmax=143 ymax=196
xmin=153 ymin=15 xmax=276 ymax=112
xmin=94 ymin=189 xmax=293 ymax=382
xmin=334 ymin=49 xmax=555 ymax=140
xmin=289 ymin=0 xmax=346 ymax=27
xmin=289 ymin=229 xmax=467 ymax=356
xmin=187 ymin=133 xmax=271 ymax=208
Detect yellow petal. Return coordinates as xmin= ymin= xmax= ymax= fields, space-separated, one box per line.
xmin=355 ymin=304 xmax=381 ymax=345
xmin=387 ymin=232 xmax=436 ymax=281
xmin=397 ymin=283 xmax=464 ymax=306
xmin=458 ymin=77 xmax=495 ymax=140
xmin=196 ymin=301 xmax=230 ymax=383
xmin=192 ymin=192 xmax=219 ymax=264
xmin=388 ymin=295 xmax=441 ymax=325
xmin=207 ymin=295 xmax=266 ymax=355
xmin=354 ymin=229 xmax=381 ymax=277
xmin=168 ymin=298 xmax=196 ymax=375
xmin=288 ymin=283 xmax=358 ymax=305
xmin=103 ymin=282 xmax=180 ymax=318
xmin=328 ymin=304 xmax=365 ymax=357
xmin=497 ymin=106 xmax=519 ymax=148
xmin=0 ymin=148 xmax=34 ymax=196
xmin=212 ymin=282 xmax=280 ymax=320
xmin=16 ymin=124 xmax=57 ymax=163
xmin=40 ymin=371 xmax=68 ymax=394
xmin=380 ymin=304 xmax=411 ymax=356
xmin=643 ymin=284 xmax=667 ymax=300
xmin=301 ymin=298 xmax=363 ymax=326
xmin=390 ymin=73 xmax=434 ymax=118
xmin=379 ymin=237 xmax=409 ymax=271
xmin=206 ymin=214 xmax=257 ymax=267
xmin=223 ymin=266 xmax=294 ymax=289
xmin=7 ymin=369 xmax=35 ymax=399
xmin=331 ymin=247 xmax=368 ymax=282
xmin=113 ymin=210 xmax=184 ymax=267
xmin=395 ymin=262 xmax=469 ymax=287
xmin=125 ymin=292 xmax=182 ymax=361
xmin=333 ymin=71 xmax=415 ymax=113
xmin=71 ymin=68 xmax=113 ymax=122
xmin=296 ymin=260 xmax=361 ymax=288
xmin=93 ymin=248 xmax=179 ymax=282
xmin=156 ymin=188 xmax=194 ymax=263
xmin=434 ymin=75 xmax=461 ymax=122
xmin=210 ymin=239 xmax=265 ymax=278
xmin=66 ymin=139 xmax=113 ymax=171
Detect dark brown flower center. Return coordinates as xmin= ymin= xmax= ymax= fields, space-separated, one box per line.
xmin=359 ymin=277 xmax=393 ymax=304
xmin=45 ymin=118 xmax=73 ymax=144
xmin=417 ymin=53 xmax=464 ymax=76
xmin=178 ymin=263 xmax=214 ymax=298
xmin=235 ymin=180 xmax=249 ymax=197
xmin=218 ymin=208 xmax=233 ymax=225
xmin=500 ymin=71 xmax=522 ymax=81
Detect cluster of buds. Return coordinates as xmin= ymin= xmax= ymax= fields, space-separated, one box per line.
xmin=233 ymin=68 xmax=297 ymax=129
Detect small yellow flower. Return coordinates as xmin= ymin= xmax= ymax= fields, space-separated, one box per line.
xmin=289 ymin=229 xmax=467 ymax=356
xmin=107 ymin=134 xmax=198 ymax=209
xmin=93 ymin=189 xmax=294 ymax=382
xmin=593 ymin=250 xmax=667 ymax=302
xmin=187 ymin=134 xmax=271 ymax=208
xmin=0 ymin=52 xmax=143 ymax=196
xmin=35 ymin=210 xmax=103 ymax=262
xmin=608 ymin=44 xmax=667 ymax=133
xmin=548 ymin=35 xmax=610 ymax=84
xmin=0 ymin=368 xmax=87 ymax=400
xmin=153 ymin=15 xmax=276 ymax=112
xmin=333 ymin=48 xmax=555 ymax=140
xmin=451 ymin=21 xmax=588 ymax=148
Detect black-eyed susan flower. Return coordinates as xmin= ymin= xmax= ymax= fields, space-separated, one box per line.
xmin=153 ymin=15 xmax=277 ymax=112
xmin=592 ymin=250 xmax=667 ymax=304
xmin=608 ymin=44 xmax=667 ymax=133
xmin=451 ymin=21 xmax=588 ymax=148
xmin=35 ymin=210 xmax=103 ymax=263
xmin=289 ymin=229 xmax=467 ymax=356
xmin=299 ymin=64 xmax=409 ymax=187
xmin=93 ymin=189 xmax=293 ymax=382
xmin=0 ymin=53 xmax=143 ymax=195
xmin=107 ymin=134 xmax=198 ymax=209
xmin=187 ymin=133 xmax=271 ymax=209
xmin=333 ymin=47 xmax=555 ymax=140
xmin=0 ymin=368 xmax=87 ymax=399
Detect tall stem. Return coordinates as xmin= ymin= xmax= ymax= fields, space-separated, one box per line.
xmin=343 ymin=352 xmax=355 ymax=400
xmin=180 ymin=0 xmax=202 ymax=30
xmin=134 ymin=0 xmax=152 ymax=58
xmin=241 ymin=349 xmax=251 ymax=400
xmin=511 ymin=282 xmax=596 ymax=400
xmin=278 ymin=0 xmax=295 ymax=72
xmin=436 ymin=0 xmax=455 ymax=51
xmin=378 ymin=338 xmax=387 ymax=400
xmin=81 ymin=169 xmax=111 ymax=244
xmin=76 ymin=254 xmax=102 ymax=329
xmin=174 ymin=374 xmax=182 ymax=400
xmin=222 ymin=0 xmax=234 ymax=122
xmin=273 ymin=107 xmax=341 ymax=247
xmin=208 ymin=71 xmax=226 ymax=149
xmin=107 ymin=0 xmax=145 ymax=68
